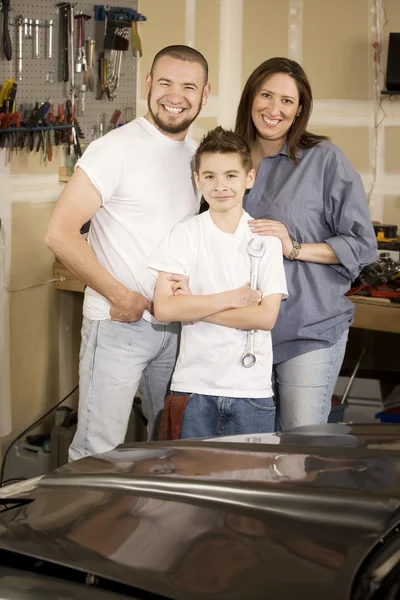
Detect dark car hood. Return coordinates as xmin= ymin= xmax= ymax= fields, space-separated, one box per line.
xmin=1 ymin=423 xmax=400 ymax=600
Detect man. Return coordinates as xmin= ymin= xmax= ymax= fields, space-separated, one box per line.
xmin=45 ymin=45 xmax=210 ymax=460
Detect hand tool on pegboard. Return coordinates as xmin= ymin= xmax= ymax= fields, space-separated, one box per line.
xmin=131 ymin=20 xmax=142 ymax=57
xmin=16 ymin=16 xmax=23 ymax=81
xmin=45 ymin=104 xmax=54 ymax=162
xmin=74 ymin=12 xmax=91 ymax=72
xmin=33 ymin=19 xmax=41 ymax=59
xmin=0 ymin=79 xmax=17 ymax=113
xmin=96 ymin=52 xmax=112 ymax=101
xmin=23 ymin=17 xmax=28 ymax=39
xmin=93 ymin=4 xmax=146 ymax=101
xmin=109 ymin=109 xmax=121 ymax=129
xmin=46 ymin=19 xmax=54 ymax=59
xmin=56 ymin=3 xmax=70 ymax=83
xmin=56 ymin=2 xmax=78 ymax=107
xmin=1 ymin=0 xmax=12 ymax=60
xmin=0 ymin=78 xmax=14 ymax=112
xmin=68 ymin=4 xmax=76 ymax=106
xmin=84 ymin=37 xmax=95 ymax=92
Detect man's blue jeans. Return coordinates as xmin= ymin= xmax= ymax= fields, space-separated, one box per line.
xmin=69 ymin=317 xmax=179 ymax=461
xmin=178 ymin=394 xmax=276 ymax=439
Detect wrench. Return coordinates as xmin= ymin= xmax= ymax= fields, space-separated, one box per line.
xmin=241 ymin=237 xmax=266 ymax=368
xmin=34 ymin=19 xmax=40 ymax=59
xmin=17 ymin=16 xmax=23 ymax=80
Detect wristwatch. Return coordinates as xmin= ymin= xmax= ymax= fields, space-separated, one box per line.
xmin=285 ymin=240 xmax=301 ymax=260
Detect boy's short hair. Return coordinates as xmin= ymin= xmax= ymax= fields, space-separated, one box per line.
xmin=151 ymin=45 xmax=208 ymax=82
xmin=194 ymin=126 xmax=253 ymax=173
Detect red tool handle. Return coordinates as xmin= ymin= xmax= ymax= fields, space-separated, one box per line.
xmin=77 ymin=17 xmax=83 ymax=50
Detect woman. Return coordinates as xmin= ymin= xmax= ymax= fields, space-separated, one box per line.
xmin=235 ymin=57 xmax=377 ymax=431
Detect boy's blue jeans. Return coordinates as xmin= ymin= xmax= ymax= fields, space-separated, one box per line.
xmin=177 ymin=393 xmax=276 ymax=439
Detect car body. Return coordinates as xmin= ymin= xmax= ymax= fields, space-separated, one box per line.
xmin=1 ymin=423 xmax=400 ymax=599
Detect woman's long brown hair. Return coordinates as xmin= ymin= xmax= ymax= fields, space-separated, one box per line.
xmin=235 ymin=57 xmax=328 ymax=162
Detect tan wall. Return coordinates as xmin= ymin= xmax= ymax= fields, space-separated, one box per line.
xmin=138 ymin=0 xmax=400 ymax=223
xmin=242 ymin=0 xmax=289 ymax=84
xmin=311 ymin=127 xmax=371 ymax=172
xmin=385 ymin=127 xmax=400 ymax=174
xmin=303 ymin=0 xmax=370 ymax=101
xmin=0 ymin=151 xmax=81 ymax=459
xmin=139 ymin=0 xmax=186 ymax=99
xmin=195 ymin=0 xmax=220 ymax=97
xmin=10 ymin=202 xmax=60 ymax=434
xmin=383 ymin=195 xmax=400 ymax=227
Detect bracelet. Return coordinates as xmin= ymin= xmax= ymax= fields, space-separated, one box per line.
xmin=285 ymin=240 xmax=301 ymax=261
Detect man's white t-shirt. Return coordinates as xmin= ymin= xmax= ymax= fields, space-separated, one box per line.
xmin=149 ymin=210 xmax=288 ymax=398
xmin=75 ymin=117 xmax=198 ymax=322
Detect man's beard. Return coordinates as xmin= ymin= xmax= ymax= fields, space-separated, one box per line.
xmin=147 ymin=90 xmax=203 ymax=135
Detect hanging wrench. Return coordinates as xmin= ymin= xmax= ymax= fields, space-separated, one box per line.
xmin=241 ymin=237 xmax=266 ymax=368
xmin=16 ymin=15 xmax=23 ymax=80
xmin=33 ymin=19 xmax=40 ymax=59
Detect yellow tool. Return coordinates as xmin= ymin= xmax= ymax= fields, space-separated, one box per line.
xmin=0 ymin=78 xmax=14 ymax=107
xmin=373 ymin=224 xmax=398 ymax=243
xmin=131 ymin=21 xmax=142 ymax=57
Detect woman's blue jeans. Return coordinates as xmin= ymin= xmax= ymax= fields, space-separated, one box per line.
xmin=274 ymin=329 xmax=349 ymax=431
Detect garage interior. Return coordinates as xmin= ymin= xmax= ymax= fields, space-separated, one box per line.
xmin=0 ymin=0 xmax=399 ymax=482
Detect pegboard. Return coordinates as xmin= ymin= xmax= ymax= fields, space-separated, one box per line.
xmin=0 ymin=0 xmax=139 ymax=141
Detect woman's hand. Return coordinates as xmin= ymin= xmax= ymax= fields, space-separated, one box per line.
xmin=167 ymin=274 xmax=192 ymax=296
xmin=248 ymin=219 xmax=292 ymax=257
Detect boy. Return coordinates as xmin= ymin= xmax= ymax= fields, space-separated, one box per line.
xmin=149 ymin=127 xmax=288 ymax=439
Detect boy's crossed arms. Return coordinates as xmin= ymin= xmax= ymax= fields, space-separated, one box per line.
xmin=154 ymin=272 xmax=282 ymax=332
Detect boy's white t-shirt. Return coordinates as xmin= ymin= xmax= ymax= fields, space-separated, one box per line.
xmin=148 ymin=210 xmax=288 ymax=398
xmin=75 ymin=117 xmax=198 ymax=323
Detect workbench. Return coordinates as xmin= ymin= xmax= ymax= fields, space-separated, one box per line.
xmin=350 ymin=296 xmax=400 ymax=334
xmin=53 ymin=260 xmax=400 ymax=335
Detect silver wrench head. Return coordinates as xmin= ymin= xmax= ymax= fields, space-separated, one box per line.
xmin=246 ymin=237 xmax=265 ymax=259
xmin=241 ymin=352 xmax=256 ymax=368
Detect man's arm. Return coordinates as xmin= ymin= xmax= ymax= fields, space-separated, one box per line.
xmin=153 ymin=272 xmax=262 ymax=323
xmin=45 ymin=167 xmax=150 ymax=322
xmin=204 ymin=294 xmax=282 ymax=331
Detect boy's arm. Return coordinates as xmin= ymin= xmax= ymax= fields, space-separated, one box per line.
xmin=154 ymin=272 xmax=262 ymax=323
xmin=204 ymin=293 xmax=283 ymax=331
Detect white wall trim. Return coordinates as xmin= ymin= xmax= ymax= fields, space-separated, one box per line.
xmin=217 ymin=0 xmax=243 ymax=128
xmin=10 ymin=174 xmax=63 ymax=204
xmin=185 ymin=0 xmax=196 ymax=48
xmin=288 ymin=0 xmax=304 ymax=63
xmin=0 ymin=158 xmax=12 ymax=436
xmin=310 ymin=99 xmax=400 ymax=126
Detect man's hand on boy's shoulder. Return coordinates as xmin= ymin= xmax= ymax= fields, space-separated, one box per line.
xmin=168 ymin=274 xmax=192 ymax=296
xmin=110 ymin=290 xmax=152 ymax=322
